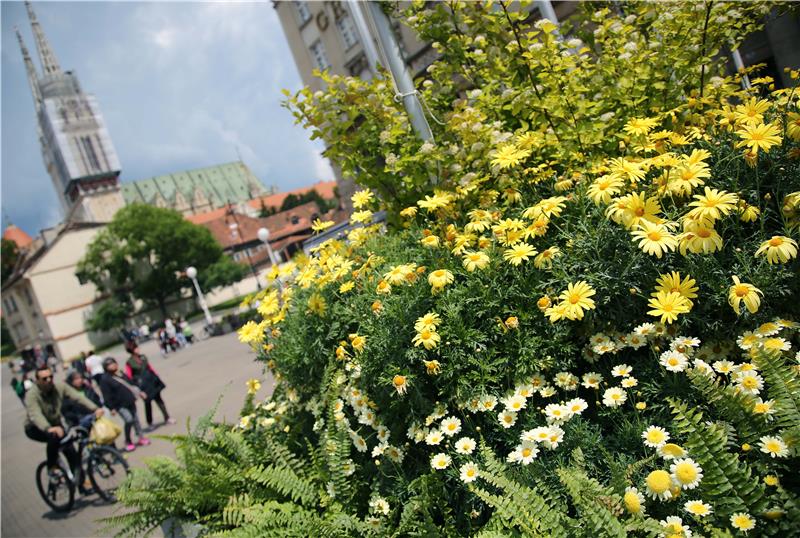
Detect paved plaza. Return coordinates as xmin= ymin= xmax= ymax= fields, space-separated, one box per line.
xmin=1 ymin=330 xmax=270 ymax=538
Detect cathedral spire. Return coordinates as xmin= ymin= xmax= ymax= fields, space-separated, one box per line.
xmin=15 ymin=26 xmax=43 ymax=114
xmin=25 ymin=1 xmax=62 ymax=77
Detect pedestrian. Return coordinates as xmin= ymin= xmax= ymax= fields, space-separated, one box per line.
xmin=124 ymin=342 xmax=175 ymax=429
xmin=157 ymin=329 xmax=169 ymax=356
xmin=73 ymin=351 xmax=89 ymax=380
xmin=62 ymin=370 xmax=103 ymax=428
xmin=98 ymin=358 xmax=150 ymax=452
xmin=174 ymin=318 xmax=187 ymax=347
xmin=32 ymin=344 xmax=48 ymax=369
xmin=180 ymin=318 xmax=194 ymax=344
xmin=10 ymin=376 xmax=27 ymax=406
xmin=85 ymin=349 xmax=104 ymax=386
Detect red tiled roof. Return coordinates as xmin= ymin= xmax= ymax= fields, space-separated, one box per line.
xmin=247 ymin=180 xmax=337 ymax=213
xmin=198 ymin=202 xmax=332 ymax=251
xmin=185 ymin=181 xmax=337 ymax=225
xmin=3 ymin=225 xmax=33 ymax=249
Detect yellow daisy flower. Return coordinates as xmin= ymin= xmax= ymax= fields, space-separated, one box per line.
xmin=728 ymin=276 xmax=762 ymax=315
xmin=755 ymin=235 xmax=798 ymax=264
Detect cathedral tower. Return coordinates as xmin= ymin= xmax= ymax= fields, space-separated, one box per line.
xmin=17 ymin=1 xmax=124 ymax=223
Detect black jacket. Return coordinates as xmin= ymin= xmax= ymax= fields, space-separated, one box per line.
xmin=61 ymin=386 xmax=102 ymax=426
xmin=98 ymin=373 xmax=138 ymax=410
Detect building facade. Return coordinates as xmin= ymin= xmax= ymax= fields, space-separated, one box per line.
xmin=274 ymin=1 xmax=434 ymax=211
xmin=16 ymin=1 xmax=125 ymax=225
xmin=121 ymin=161 xmax=271 ymax=217
xmin=1 ymin=223 xmax=118 ymax=361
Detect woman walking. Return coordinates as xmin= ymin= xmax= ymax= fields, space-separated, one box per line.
xmin=98 ymin=357 xmax=150 ymax=452
xmin=124 ymin=342 xmax=175 ymax=429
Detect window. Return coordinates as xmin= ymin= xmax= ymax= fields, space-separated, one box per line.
xmin=309 ymin=40 xmax=331 ymax=71
xmin=23 ymin=288 xmax=33 ymax=305
xmin=336 ymin=13 xmax=359 ymax=50
xmin=295 ymin=1 xmax=311 ymax=25
xmin=81 ymin=136 xmax=102 ymax=171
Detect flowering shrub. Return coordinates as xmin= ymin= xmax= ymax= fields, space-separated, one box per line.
xmin=109 ymin=2 xmax=800 ymax=537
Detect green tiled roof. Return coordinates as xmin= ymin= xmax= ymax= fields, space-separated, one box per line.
xmin=121 ymin=161 xmax=269 ymax=209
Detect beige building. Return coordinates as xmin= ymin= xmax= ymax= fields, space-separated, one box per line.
xmin=2 ymin=223 xmax=116 ymax=361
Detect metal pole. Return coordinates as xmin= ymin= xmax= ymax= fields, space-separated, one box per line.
xmin=536 ymin=0 xmax=558 ymax=23
xmin=731 ymin=48 xmax=752 ymax=89
xmin=266 ymin=242 xmax=279 ymax=267
xmin=363 ymin=2 xmax=433 ymax=141
xmin=191 ymin=276 xmax=213 ymax=326
xmin=347 ymin=0 xmax=380 ymax=73
xmin=227 ymin=204 xmax=261 ymax=290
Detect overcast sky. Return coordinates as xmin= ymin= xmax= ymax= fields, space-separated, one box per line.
xmin=1 ymin=1 xmax=334 ymax=236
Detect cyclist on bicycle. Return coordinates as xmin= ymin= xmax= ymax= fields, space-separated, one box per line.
xmin=24 ymin=365 xmax=104 ymax=494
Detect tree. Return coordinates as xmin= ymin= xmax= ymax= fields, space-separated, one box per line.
xmin=279 ymin=189 xmax=333 ymax=213
xmin=85 ymin=296 xmax=131 ymax=333
xmin=1 ymin=238 xmax=20 ymax=283
xmin=259 ymin=199 xmax=277 ymax=218
xmin=77 ymin=204 xmax=246 ymax=319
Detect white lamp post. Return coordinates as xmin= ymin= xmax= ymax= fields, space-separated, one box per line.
xmin=257 ymin=227 xmax=279 ymax=267
xmin=186 ymin=266 xmax=213 ymax=326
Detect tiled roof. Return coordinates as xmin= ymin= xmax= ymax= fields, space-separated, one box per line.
xmin=197 ymin=202 xmax=328 ymax=251
xmin=3 ymin=225 xmax=33 ymax=249
xmin=186 ymin=180 xmax=337 ymax=225
xmin=121 ymin=161 xmax=268 ymax=209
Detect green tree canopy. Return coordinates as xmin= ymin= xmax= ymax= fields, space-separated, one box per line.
xmin=77 ymin=204 xmax=246 ymax=319
xmin=1 ymin=238 xmax=20 ymax=283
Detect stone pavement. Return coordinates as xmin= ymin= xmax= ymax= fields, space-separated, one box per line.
xmin=2 ymin=331 xmax=272 ymax=538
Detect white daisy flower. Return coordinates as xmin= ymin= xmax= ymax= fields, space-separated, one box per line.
xmin=602 ymin=387 xmax=627 ymax=407
xmin=670 ymin=458 xmax=703 ymax=489
xmin=642 ymin=426 xmax=670 ymax=448
xmin=440 ymin=417 xmax=462 ymax=437
xmin=454 ymin=436 xmax=476 ymax=455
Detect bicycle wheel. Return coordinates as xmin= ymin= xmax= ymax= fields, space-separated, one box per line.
xmin=35 ymin=460 xmax=75 ymax=512
xmin=87 ymin=446 xmax=129 ymax=502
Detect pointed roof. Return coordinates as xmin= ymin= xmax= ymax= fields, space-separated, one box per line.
xmin=24 ymin=1 xmax=62 ymax=77
xmin=15 ymin=26 xmax=42 ymax=114
xmin=3 ymin=224 xmax=33 ymax=250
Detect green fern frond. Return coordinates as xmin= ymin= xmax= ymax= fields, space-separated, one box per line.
xmin=557 ymin=464 xmax=626 ymax=538
xmin=245 ymin=464 xmax=318 ymax=506
xmin=669 ymin=399 xmax=767 ymax=518
xmin=687 ymin=369 xmax=761 ymax=442
xmin=753 ymin=350 xmax=800 ymax=441
xmin=475 ymin=442 xmax=573 ymax=537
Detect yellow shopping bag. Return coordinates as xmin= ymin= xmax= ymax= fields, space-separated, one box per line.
xmin=90 ymin=416 xmax=122 ymax=445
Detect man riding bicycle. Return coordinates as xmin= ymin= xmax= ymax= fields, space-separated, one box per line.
xmin=24 ymin=365 xmax=104 ymax=495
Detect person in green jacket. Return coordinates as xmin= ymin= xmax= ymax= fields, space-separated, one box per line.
xmin=24 ymin=365 xmax=104 ymax=492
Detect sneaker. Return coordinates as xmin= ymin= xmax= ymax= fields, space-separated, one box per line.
xmin=137 ymin=437 xmax=151 ymax=446
xmin=165 ymin=418 xmax=176 ymax=425
xmin=125 ymin=443 xmax=137 ymax=452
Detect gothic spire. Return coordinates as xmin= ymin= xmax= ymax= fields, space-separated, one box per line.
xmin=25 ymin=1 xmax=62 ymax=77
xmin=15 ymin=26 xmax=43 ymax=114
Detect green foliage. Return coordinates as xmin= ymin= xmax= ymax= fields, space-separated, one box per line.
xmin=86 ymin=295 xmax=132 ymax=332
xmin=1 ymin=237 xmax=19 ymax=283
xmin=279 ymin=188 xmax=336 ymax=214
xmin=76 ymin=204 xmax=238 ymax=316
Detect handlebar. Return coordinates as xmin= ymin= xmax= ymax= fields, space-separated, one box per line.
xmin=59 ymin=425 xmax=91 ymax=446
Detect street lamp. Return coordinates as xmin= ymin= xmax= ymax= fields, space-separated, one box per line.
xmin=257 ymin=227 xmax=279 ymax=267
xmin=186 ymin=266 xmax=213 ymax=327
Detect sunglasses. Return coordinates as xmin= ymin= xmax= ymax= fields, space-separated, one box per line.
xmin=39 ymin=376 xmax=53 ymax=381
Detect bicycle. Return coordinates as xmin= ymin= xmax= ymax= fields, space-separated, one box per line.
xmin=35 ymin=425 xmax=130 ymax=512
